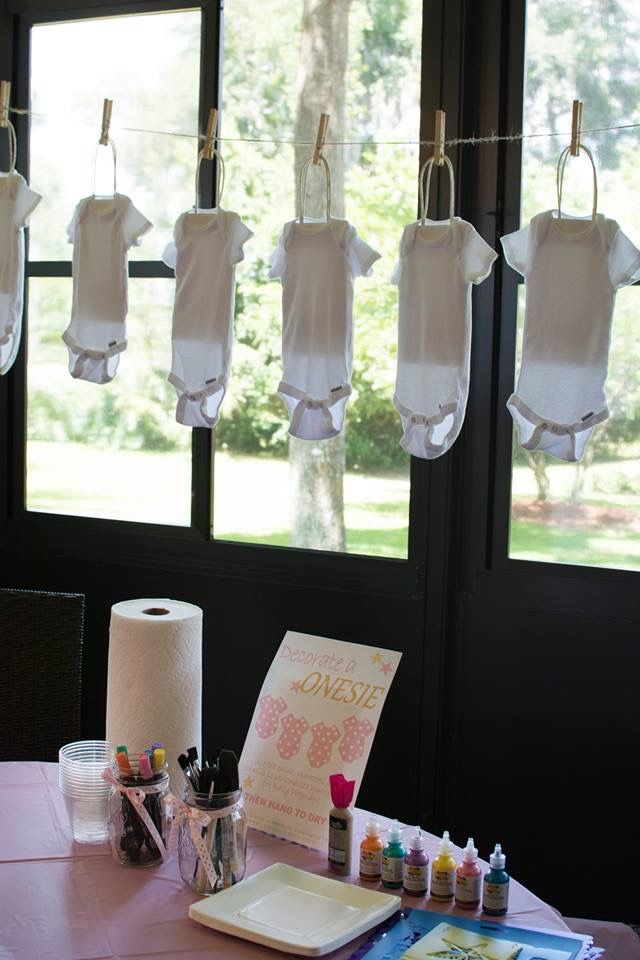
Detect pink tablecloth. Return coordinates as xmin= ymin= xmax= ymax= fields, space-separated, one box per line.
xmin=0 ymin=762 xmax=569 ymax=959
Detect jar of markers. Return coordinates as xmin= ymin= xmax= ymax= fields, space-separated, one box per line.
xmin=176 ymin=784 xmax=247 ymax=895
xmin=105 ymin=749 xmax=169 ymax=867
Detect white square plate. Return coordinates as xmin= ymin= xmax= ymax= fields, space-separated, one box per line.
xmin=188 ymin=862 xmax=402 ymax=956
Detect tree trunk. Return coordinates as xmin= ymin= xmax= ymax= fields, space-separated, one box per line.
xmin=289 ymin=0 xmax=352 ymax=552
xmin=523 ymin=450 xmax=550 ymax=503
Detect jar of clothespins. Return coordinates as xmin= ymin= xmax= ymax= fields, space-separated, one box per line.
xmin=103 ymin=755 xmax=169 ymax=867
xmin=173 ymin=785 xmax=247 ymax=895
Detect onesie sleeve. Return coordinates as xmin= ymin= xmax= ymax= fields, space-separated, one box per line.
xmin=391 ymin=224 xmax=415 ymax=285
xmin=460 ymin=223 xmax=498 ymax=284
xmin=161 ymin=214 xmax=183 ymax=271
xmin=122 ymin=200 xmax=153 ymax=249
xmin=226 ymin=212 xmax=254 ymax=266
xmin=608 ymin=225 xmax=640 ymax=289
xmin=500 ymin=223 xmax=531 ymax=278
xmin=66 ymin=203 xmax=81 ymax=245
xmin=162 ymin=242 xmax=177 ymax=271
xmin=345 ymin=225 xmax=381 ymax=277
xmin=13 ymin=179 xmax=42 ymax=229
xmin=268 ymin=227 xmax=287 ymax=280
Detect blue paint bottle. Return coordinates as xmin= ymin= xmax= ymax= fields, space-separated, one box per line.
xmin=482 ymin=843 xmax=509 ymax=915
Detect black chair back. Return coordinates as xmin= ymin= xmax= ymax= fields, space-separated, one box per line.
xmin=0 ymin=588 xmax=84 ymax=761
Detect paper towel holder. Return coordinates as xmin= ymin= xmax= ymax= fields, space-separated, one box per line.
xmin=142 ymin=607 xmax=171 ymax=616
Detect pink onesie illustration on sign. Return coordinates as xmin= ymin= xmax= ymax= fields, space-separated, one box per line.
xmin=254 ymin=695 xmax=287 ymax=739
xmin=276 ymin=714 xmax=310 ymax=760
xmin=339 ymin=715 xmax=374 ymax=763
xmin=306 ymin=722 xmax=341 ymax=768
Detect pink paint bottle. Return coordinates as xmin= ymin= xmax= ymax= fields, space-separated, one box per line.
xmin=455 ymin=837 xmax=482 ymax=909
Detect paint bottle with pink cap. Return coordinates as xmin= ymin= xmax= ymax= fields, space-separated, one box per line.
xmin=328 ymin=773 xmax=355 ymax=875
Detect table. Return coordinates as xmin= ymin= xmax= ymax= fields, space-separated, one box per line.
xmin=0 ymin=763 xmax=570 ymax=959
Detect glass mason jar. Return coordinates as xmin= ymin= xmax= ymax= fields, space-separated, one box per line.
xmin=177 ymin=786 xmax=247 ymax=895
xmin=106 ymin=757 xmax=169 ymax=867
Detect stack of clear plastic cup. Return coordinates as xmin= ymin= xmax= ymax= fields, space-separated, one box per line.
xmin=58 ymin=740 xmax=114 ymax=843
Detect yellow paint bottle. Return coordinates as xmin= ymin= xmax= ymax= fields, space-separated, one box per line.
xmin=430 ymin=829 xmax=457 ymax=901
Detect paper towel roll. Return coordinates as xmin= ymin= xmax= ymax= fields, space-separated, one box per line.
xmin=106 ymin=599 xmax=202 ymax=791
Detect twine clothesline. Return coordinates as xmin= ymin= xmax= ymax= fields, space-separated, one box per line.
xmin=6 ymin=105 xmax=640 ymax=148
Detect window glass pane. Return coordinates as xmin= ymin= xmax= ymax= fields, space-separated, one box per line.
xmin=29 ymin=11 xmax=201 ymax=261
xmin=26 ymin=277 xmax=191 ymax=525
xmin=214 ymin=0 xmax=421 ymax=558
xmin=510 ymin=0 xmax=640 ymax=571
xmin=25 ymin=11 xmax=199 ymax=525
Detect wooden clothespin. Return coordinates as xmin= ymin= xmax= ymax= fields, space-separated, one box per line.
xmin=570 ymin=99 xmax=583 ymax=156
xmin=202 ymin=108 xmax=218 ymax=160
xmin=99 ymin=98 xmax=113 ymax=145
xmin=434 ymin=109 xmax=446 ymax=166
xmin=312 ymin=112 xmax=330 ymax=165
xmin=0 ymin=80 xmax=11 ymax=128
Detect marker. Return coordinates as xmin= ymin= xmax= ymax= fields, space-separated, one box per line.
xmin=177 ymin=753 xmax=195 ymax=788
xmin=152 ymin=748 xmax=166 ymax=771
xmin=139 ymin=753 xmax=153 ymax=779
xmin=116 ymin=751 xmax=133 ymax=777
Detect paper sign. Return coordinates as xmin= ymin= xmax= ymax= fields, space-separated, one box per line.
xmin=239 ymin=630 xmax=402 ymax=850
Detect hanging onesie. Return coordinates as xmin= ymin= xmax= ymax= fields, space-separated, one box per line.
xmin=502 ymin=210 xmax=640 ymax=461
xmin=0 ymin=172 xmax=41 ymax=375
xmin=269 ymin=154 xmax=379 ymax=442
xmin=162 ymin=207 xmax=253 ymax=427
xmin=393 ymin=157 xmax=497 ymax=458
xmin=62 ymin=194 xmax=152 ymax=384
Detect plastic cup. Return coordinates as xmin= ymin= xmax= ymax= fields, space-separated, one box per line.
xmin=63 ymin=794 xmax=110 ymax=843
xmin=58 ymin=740 xmax=113 ymax=843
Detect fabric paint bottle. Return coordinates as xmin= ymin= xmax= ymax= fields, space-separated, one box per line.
xmin=328 ymin=773 xmax=355 ymax=876
xmin=430 ymin=829 xmax=456 ymax=901
xmin=403 ymin=826 xmax=429 ymax=896
xmin=482 ymin=843 xmax=510 ymax=915
xmin=359 ymin=818 xmax=384 ymax=882
xmin=455 ymin=837 xmax=482 ymax=909
xmin=381 ymin=820 xmax=406 ymax=888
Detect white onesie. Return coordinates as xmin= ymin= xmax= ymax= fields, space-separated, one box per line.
xmin=502 ymin=210 xmax=640 ymax=461
xmin=162 ymin=207 xmax=253 ymax=427
xmin=62 ymin=194 xmax=152 ymax=384
xmin=269 ymin=217 xmax=380 ymax=440
xmin=392 ymin=217 xmax=497 ymax=458
xmin=0 ymin=172 xmax=41 ymax=375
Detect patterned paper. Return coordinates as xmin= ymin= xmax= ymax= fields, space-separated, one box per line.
xmin=239 ymin=630 xmax=402 ymax=849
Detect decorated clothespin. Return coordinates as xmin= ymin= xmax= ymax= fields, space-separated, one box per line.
xmin=312 ymin=112 xmax=330 ymax=165
xmin=570 ymin=99 xmax=583 ymax=157
xmin=202 ymin=107 xmax=218 ymax=160
xmin=0 ymin=80 xmax=11 ymax=128
xmin=99 ymin=98 xmax=113 ymax=145
xmin=434 ymin=109 xmax=446 ymax=166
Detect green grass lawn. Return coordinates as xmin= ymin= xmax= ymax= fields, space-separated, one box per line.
xmin=26 ymin=441 xmax=410 ymax=558
xmin=25 ymin=440 xmax=640 ymax=569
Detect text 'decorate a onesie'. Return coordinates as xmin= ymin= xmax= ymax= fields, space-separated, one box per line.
xmin=392 ymin=217 xmax=497 ymax=459
xmin=62 ymin=194 xmax=152 ymax=384
xmin=501 ymin=211 xmax=640 ymax=462
xmin=0 ymin=172 xmax=41 ymax=376
xmin=163 ymin=207 xmax=253 ymax=428
xmin=269 ymin=217 xmax=380 ymax=441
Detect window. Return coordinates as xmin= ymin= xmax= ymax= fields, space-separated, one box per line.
xmin=508 ymin=0 xmax=640 ymax=572
xmin=25 ymin=10 xmax=200 ymax=525
xmin=21 ymin=1 xmax=424 ymax=560
xmin=212 ymin=0 xmax=423 ymax=558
